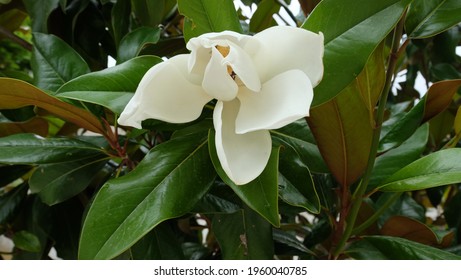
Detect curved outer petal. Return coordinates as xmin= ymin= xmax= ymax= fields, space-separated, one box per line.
xmin=236 ymin=70 xmax=313 ymax=134
xmin=118 ymin=55 xmax=212 ymax=128
xmin=202 ymin=47 xmax=238 ymax=101
xmin=248 ymin=26 xmax=324 ymax=86
xmin=213 ymin=100 xmax=272 ymax=185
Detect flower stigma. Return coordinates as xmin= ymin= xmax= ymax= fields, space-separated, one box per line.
xmin=215 ymin=45 xmax=237 ymax=80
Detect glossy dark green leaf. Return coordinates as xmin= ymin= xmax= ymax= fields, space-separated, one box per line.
xmin=272 ymin=229 xmax=315 ymax=255
xmin=0 ymin=78 xmax=105 ymax=134
xmin=369 ymin=123 xmax=428 ymax=188
xmin=347 ymin=235 xmax=461 ymax=260
xmin=378 ymin=148 xmax=461 ymax=192
xmin=13 ymin=231 xmax=41 ymax=252
xmin=130 ymin=222 xmax=185 ymax=260
xmin=10 ymin=197 xmax=51 ymax=260
xmin=390 ymin=78 xmax=459 ymax=143
xmin=378 ymin=100 xmax=425 ymax=153
xmin=178 ymin=0 xmax=243 ymax=42
xmin=29 ymin=156 xmax=109 ymax=205
xmin=48 ymin=197 xmax=84 ymax=260
xmin=277 ymin=140 xmax=320 ymax=213
xmin=139 ymin=37 xmax=187 ymax=57
xmin=376 ymin=193 xmax=426 ymax=227
xmin=208 ymin=131 xmax=280 ymax=227
xmin=111 ymin=0 xmax=130 ymax=47
xmin=79 ymin=134 xmax=215 ymax=259
xmin=302 ymin=0 xmax=411 ymax=106
xmin=212 ymin=206 xmax=274 ymax=260
xmin=0 ymin=183 xmax=28 ymax=224
xmin=212 ymin=212 xmax=248 ymax=260
xmin=22 ymin=0 xmax=60 ymax=32
xmin=56 ymin=56 xmax=162 ymax=114
xmin=194 ymin=192 xmax=240 ymax=214
xmin=0 ymin=133 xmax=105 ymax=164
xmin=117 ymin=27 xmax=161 ymax=64
xmin=132 ymin=0 xmax=165 ymax=27
xmin=249 ymin=0 xmax=279 ymax=33
xmin=31 ymin=32 xmax=90 ymax=91
xmin=271 ymin=120 xmax=328 ymax=173
xmin=406 ymin=0 xmax=461 ymax=38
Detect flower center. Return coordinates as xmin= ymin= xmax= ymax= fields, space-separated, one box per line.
xmin=216 ymin=45 xmax=236 ymax=80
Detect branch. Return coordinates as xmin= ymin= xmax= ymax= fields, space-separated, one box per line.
xmin=0 ymin=25 xmax=33 ymax=51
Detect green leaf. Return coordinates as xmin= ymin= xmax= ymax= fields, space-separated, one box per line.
xmin=78 ymin=134 xmax=215 ymax=259
xmin=178 ymin=0 xmax=243 ymax=42
xmin=130 ymin=222 xmax=185 ymax=260
xmin=271 ymin=120 xmax=328 ymax=173
xmin=29 ymin=156 xmax=109 ymax=205
xmin=378 ymin=100 xmax=425 ymax=153
xmin=377 ymin=148 xmax=461 ymax=192
xmin=22 ymin=0 xmax=60 ymax=32
xmin=31 ymin=32 xmax=91 ymax=91
xmin=132 ymin=0 xmax=165 ymax=27
xmin=212 ymin=206 xmax=274 ymax=260
xmin=369 ymin=123 xmax=428 ymax=188
xmin=117 ymin=27 xmax=161 ymax=64
xmin=208 ymin=131 xmax=280 ymax=227
xmin=0 ymin=183 xmax=28 ymax=224
xmin=0 ymin=78 xmax=105 ymax=134
xmin=302 ymin=0 xmax=411 ymax=106
xmin=47 ymin=198 xmax=84 ymax=259
xmin=0 ymin=133 xmax=105 ymax=164
xmin=406 ymin=0 xmax=461 ymax=38
xmin=376 ymin=193 xmax=426 ymax=226
xmin=111 ymin=0 xmax=131 ymax=47
xmin=13 ymin=231 xmax=41 ymax=253
xmin=277 ymin=140 xmax=320 ymax=213
xmin=56 ymin=56 xmax=162 ymax=114
xmin=249 ymin=0 xmax=279 ymax=33
xmin=347 ymin=235 xmax=461 ymax=260
xmin=273 ymin=229 xmax=315 ymax=255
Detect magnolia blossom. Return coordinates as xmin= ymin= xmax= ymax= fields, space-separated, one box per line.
xmin=118 ymin=26 xmax=324 ymax=185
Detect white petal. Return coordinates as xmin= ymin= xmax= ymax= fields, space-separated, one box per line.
xmin=202 ymin=46 xmax=238 ymax=101
xmin=118 ymin=55 xmax=212 ymax=128
xmin=214 ymin=100 xmax=272 ymax=185
xmin=225 ymin=41 xmax=261 ymax=92
xmin=187 ymin=31 xmax=252 ymax=75
xmin=249 ymin=26 xmax=324 ymax=86
xmin=236 ymin=70 xmax=313 ymax=134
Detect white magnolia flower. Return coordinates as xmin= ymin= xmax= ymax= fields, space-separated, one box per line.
xmin=118 ymin=26 xmax=324 ymax=185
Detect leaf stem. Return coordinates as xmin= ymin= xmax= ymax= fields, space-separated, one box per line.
xmin=332 ymin=11 xmax=407 ymax=258
xmin=0 ymin=25 xmax=33 ymax=51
